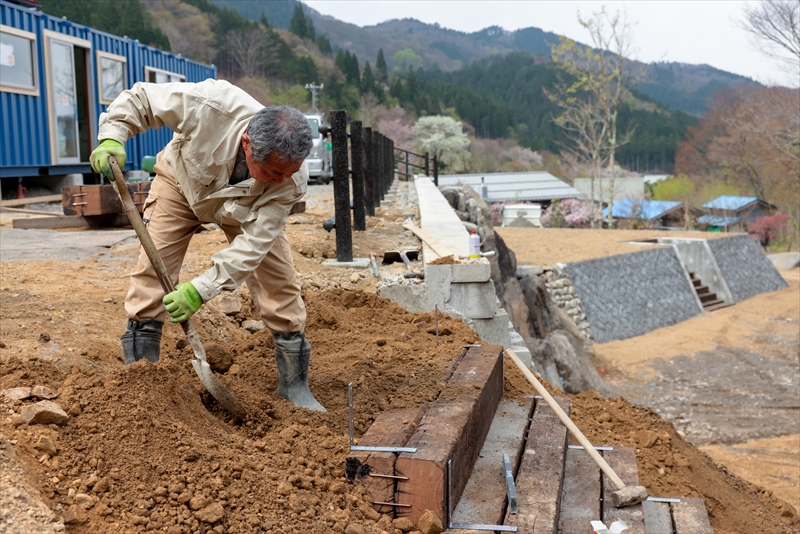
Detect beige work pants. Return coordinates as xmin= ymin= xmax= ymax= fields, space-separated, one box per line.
xmin=124 ymin=160 xmax=306 ymax=334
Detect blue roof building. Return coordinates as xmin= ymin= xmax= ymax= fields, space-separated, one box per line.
xmin=602 ymin=198 xmax=687 ymax=229
xmin=700 ymin=196 xmax=777 ymax=232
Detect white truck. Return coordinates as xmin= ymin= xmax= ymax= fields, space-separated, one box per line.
xmin=304 ymin=113 xmax=332 ymax=184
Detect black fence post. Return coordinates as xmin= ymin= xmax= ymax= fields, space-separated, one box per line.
xmin=372 ymin=130 xmax=381 ymax=211
xmin=330 ymin=110 xmax=352 ymax=262
xmin=433 ymin=155 xmax=439 ymax=186
xmin=376 ymin=133 xmax=384 ymax=202
xmin=350 ymin=120 xmax=366 ymax=231
xmin=425 ymin=152 xmax=430 ymax=177
xmin=390 ymin=138 xmax=395 ymax=186
xmin=363 ymin=126 xmax=374 ymax=217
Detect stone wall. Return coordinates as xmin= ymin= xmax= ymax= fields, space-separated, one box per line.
xmin=564 ymin=247 xmax=703 ymax=343
xmin=706 ymin=234 xmax=788 ymax=302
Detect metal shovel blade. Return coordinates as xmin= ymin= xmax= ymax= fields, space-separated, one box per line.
xmin=192 ymin=358 xmax=247 ymax=421
xmin=108 ymin=156 xmax=246 ymax=421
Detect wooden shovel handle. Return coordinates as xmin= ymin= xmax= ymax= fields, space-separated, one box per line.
xmin=505 ymin=348 xmax=626 ymax=490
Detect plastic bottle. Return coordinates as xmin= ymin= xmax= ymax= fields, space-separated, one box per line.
xmin=469 ymin=230 xmax=481 ymax=259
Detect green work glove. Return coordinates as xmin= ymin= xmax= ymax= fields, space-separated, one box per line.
xmin=163 ymin=283 xmax=203 ymax=323
xmin=89 ymin=139 xmax=126 ymax=181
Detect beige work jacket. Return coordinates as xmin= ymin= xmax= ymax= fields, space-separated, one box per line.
xmin=98 ymin=79 xmax=308 ymax=302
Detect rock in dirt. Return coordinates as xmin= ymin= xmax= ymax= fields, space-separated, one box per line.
xmin=204 ymin=343 xmax=232 ymax=374
xmin=195 ymin=502 xmax=225 ymax=523
xmin=20 ymin=400 xmax=69 ymax=425
xmin=393 ymin=517 xmax=415 ymax=531
xmin=242 ymin=319 xmax=265 ymax=333
xmin=217 ymin=293 xmax=243 ymax=315
xmin=32 ymin=385 xmax=58 ymax=399
xmin=38 ymin=333 xmax=51 ymax=343
xmin=62 ymin=505 xmax=86 ymax=525
xmin=33 ymin=436 xmax=57 ymax=457
xmin=418 ymin=510 xmax=443 ymax=534
xmin=1 ymin=386 xmax=32 ymax=400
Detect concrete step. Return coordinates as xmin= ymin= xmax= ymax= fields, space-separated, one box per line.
xmin=698 ymin=291 xmax=718 ymax=303
xmin=694 ymin=284 xmax=709 ymax=293
xmin=704 ymin=300 xmax=734 ymax=312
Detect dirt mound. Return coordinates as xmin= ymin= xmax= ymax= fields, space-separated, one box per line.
xmin=1 ymin=288 xmax=484 ymax=533
xmin=569 ymin=391 xmax=800 ymax=534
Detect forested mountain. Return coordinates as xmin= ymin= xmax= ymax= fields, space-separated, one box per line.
xmin=396 ymin=53 xmax=696 ymax=172
xmin=209 ymin=0 xmax=757 ymax=117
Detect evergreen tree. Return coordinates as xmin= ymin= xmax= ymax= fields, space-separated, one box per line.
xmin=361 ymin=61 xmax=377 ymax=97
xmin=375 ymin=48 xmax=388 ymax=85
xmin=306 ymin=16 xmax=316 ymax=42
xmin=334 ymin=49 xmax=347 ymax=73
xmin=345 ymin=52 xmax=360 ymax=86
xmin=316 ymin=35 xmax=332 ymax=55
xmin=289 ymin=4 xmax=307 ymax=38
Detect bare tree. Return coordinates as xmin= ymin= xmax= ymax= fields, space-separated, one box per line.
xmin=740 ymin=0 xmax=800 ymax=81
xmin=225 ymin=28 xmax=279 ymax=79
xmin=548 ymin=87 xmax=609 ymax=227
xmin=551 ymin=7 xmax=643 ymax=227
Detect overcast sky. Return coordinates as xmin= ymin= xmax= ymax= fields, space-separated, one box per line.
xmin=304 ymin=0 xmax=792 ymax=86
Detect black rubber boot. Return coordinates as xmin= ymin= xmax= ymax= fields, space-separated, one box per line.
xmin=273 ymin=332 xmax=326 ymax=412
xmin=120 ymin=320 xmax=163 ymax=364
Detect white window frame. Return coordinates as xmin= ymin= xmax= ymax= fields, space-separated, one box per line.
xmin=97 ymin=50 xmax=127 ymax=105
xmin=144 ymin=66 xmax=184 ymax=84
xmin=42 ymin=30 xmax=93 ymax=165
xmin=0 ymin=25 xmax=39 ymax=96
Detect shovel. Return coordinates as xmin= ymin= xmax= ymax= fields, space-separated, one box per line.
xmin=108 ymin=156 xmax=246 ymax=422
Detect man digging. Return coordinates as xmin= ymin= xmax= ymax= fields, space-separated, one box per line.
xmin=89 ymin=79 xmax=326 ymax=412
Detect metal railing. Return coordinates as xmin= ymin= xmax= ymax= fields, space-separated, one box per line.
xmin=394 ymin=147 xmax=438 ymax=185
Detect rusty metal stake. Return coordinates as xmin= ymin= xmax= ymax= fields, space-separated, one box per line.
xmin=435 ymin=304 xmax=439 ymax=346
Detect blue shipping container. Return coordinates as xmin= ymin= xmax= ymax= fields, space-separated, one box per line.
xmin=0 ymin=0 xmax=216 ymax=179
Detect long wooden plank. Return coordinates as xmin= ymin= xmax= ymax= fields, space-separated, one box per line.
xmin=11 ymin=214 xmax=130 ymax=229
xmin=452 ymin=398 xmax=534 ymax=526
xmin=402 ymin=222 xmax=453 ymax=259
xmin=396 ymin=344 xmax=503 ymax=526
xmin=601 ymin=447 xmax=645 ymax=533
xmin=671 ymin=497 xmax=713 ymax=534
xmin=642 ymin=501 xmax=673 ymax=534
xmin=350 ymin=405 xmax=428 ymax=514
xmin=505 ymin=396 xmax=570 ymax=533
xmin=0 ymin=207 xmax=61 ymax=216
xmin=558 ymin=448 xmax=602 ymax=534
xmin=0 ymin=194 xmax=62 ymax=207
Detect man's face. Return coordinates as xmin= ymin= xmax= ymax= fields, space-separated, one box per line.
xmin=242 ymin=132 xmax=303 ymax=185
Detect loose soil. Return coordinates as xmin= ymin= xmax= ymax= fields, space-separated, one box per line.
xmin=0 ymin=186 xmax=797 ymax=533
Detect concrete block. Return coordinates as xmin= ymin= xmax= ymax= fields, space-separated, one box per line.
xmin=509 ymin=331 xmax=524 ymax=346
xmin=378 ymin=278 xmax=448 ymax=314
xmin=449 ymin=281 xmax=497 ymax=319
xmin=769 ymin=252 xmax=800 ymax=270
xmin=510 ymin=345 xmax=532 ymax=368
xmin=465 ymin=309 xmax=511 ymax=347
xmin=451 ymin=258 xmax=491 ymax=283
xmin=322 ymin=258 xmax=372 ymax=268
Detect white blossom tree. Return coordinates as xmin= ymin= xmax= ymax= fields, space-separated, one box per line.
xmin=413 ymin=116 xmax=470 ymax=172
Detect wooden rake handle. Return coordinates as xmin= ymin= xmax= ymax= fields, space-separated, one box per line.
xmin=505 ymin=348 xmax=627 ymax=490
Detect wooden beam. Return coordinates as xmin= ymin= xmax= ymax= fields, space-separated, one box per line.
xmin=0 ymin=194 xmax=62 ymax=207
xmin=395 ymin=344 xmax=503 ymax=526
xmin=350 ymin=404 xmax=428 ymax=515
xmin=601 ymin=447 xmax=645 ymax=533
xmin=505 ymin=396 xmax=571 ymax=533
xmin=11 ymin=214 xmax=131 ymax=230
xmin=402 ymin=222 xmax=453 ymax=259
xmin=0 ymin=207 xmax=62 ymax=216
xmin=452 ymin=398 xmax=533 ymax=526
xmin=672 ymin=497 xmax=713 ymax=534
xmin=558 ymin=447 xmax=602 ymax=534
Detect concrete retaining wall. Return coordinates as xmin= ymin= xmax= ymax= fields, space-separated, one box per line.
xmin=706 ymin=234 xmax=788 ymax=302
xmin=665 ymin=239 xmax=733 ymax=303
xmin=565 ymin=247 xmax=703 ymax=343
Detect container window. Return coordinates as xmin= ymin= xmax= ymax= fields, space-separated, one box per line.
xmin=145 ymin=66 xmax=184 ymax=84
xmin=0 ymin=25 xmax=38 ymax=95
xmin=97 ymin=51 xmax=126 ymax=104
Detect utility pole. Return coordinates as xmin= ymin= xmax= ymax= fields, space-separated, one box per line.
xmin=304 ymin=82 xmax=323 ymax=113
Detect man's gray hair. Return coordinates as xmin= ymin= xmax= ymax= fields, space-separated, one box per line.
xmin=247 ymin=105 xmax=313 ymax=163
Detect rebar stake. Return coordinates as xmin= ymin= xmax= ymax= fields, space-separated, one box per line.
xmin=435 ymin=304 xmax=439 ymax=346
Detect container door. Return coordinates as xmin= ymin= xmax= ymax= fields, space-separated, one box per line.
xmin=48 ymin=38 xmax=80 ymax=164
